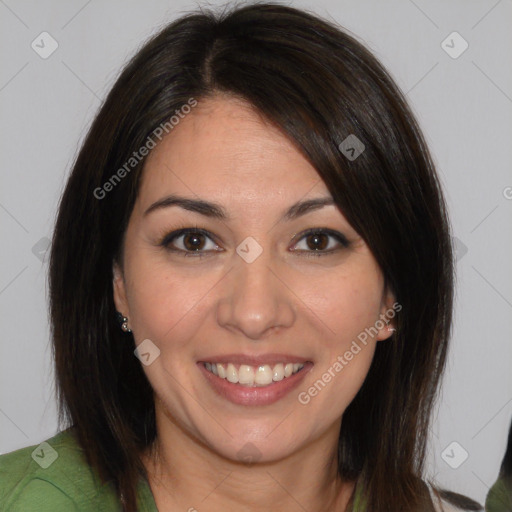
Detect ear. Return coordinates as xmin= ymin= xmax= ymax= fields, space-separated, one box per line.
xmin=113 ymin=261 xmax=130 ymax=317
xmin=376 ymin=287 xmax=399 ymax=341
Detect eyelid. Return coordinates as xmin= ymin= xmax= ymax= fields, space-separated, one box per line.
xmin=159 ymin=227 xmax=222 ymax=255
xmin=290 ymin=228 xmax=350 ymax=252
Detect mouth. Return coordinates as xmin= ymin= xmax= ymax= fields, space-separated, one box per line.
xmin=197 ymin=355 xmax=313 ymax=406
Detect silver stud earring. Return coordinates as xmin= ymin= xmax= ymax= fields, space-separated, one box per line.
xmin=120 ymin=315 xmax=132 ymax=333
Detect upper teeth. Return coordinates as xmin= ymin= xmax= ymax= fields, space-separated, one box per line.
xmin=204 ymin=362 xmax=305 ymax=387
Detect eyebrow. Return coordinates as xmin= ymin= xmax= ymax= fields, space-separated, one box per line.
xmin=143 ymin=194 xmax=335 ymax=221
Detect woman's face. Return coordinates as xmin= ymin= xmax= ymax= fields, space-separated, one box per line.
xmin=114 ymin=95 xmax=395 ymax=463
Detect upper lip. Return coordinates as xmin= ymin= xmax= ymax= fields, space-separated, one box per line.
xmin=198 ymin=353 xmax=312 ymax=366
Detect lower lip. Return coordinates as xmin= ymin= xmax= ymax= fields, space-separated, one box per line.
xmin=198 ymin=362 xmax=313 ymax=406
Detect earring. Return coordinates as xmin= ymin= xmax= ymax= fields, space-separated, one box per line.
xmin=117 ymin=312 xmax=132 ymax=333
xmin=122 ymin=317 xmax=132 ymax=333
xmin=121 ymin=316 xmax=132 ymax=333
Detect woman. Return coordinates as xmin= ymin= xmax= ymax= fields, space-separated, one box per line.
xmin=0 ymin=3 xmax=483 ymax=511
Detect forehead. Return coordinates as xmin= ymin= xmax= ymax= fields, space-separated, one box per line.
xmin=137 ymin=95 xmax=330 ymax=209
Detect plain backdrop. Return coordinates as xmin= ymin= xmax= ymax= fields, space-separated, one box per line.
xmin=1 ymin=0 xmax=511 ymax=506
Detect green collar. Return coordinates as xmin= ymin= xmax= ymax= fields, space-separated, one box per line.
xmin=353 ymin=478 xmax=366 ymax=511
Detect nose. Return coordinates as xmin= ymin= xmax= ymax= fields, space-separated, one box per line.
xmin=216 ymin=250 xmax=296 ymax=340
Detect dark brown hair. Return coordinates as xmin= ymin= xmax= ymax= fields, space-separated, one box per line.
xmin=49 ymin=2 xmax=476 ymax=511
xmin=499 ymin=417 xmax=512 ymax=479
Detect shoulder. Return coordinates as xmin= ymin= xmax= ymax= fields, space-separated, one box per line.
xmin=485 ymin=475 xmax=512 ymax=512
xmin=0 ymin=428 xmax=119 ymax=511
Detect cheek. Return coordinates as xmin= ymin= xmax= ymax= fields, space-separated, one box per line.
xmin=123 ymin=255 xmax=215 ymax=343
xmin=318 ymin=347 xmax=376 ymax=425
xmin=296 ymin=266 xmax=384 ymax=342
xmin=300 ymin=318 xmax=377 ymax=427
xmin=293 ymin=264 xmax=382 ymax=413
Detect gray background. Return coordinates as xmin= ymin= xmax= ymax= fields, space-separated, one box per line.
xmin=1 ymin=0 xmax=511 ymax=506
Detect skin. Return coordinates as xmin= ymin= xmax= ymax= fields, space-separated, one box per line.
xmin=113 ymin=94 xmax=396 ymax=511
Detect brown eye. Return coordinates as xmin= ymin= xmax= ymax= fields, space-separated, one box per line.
xmin=305 ymin=233 xmax=329 ymax=250
xmin=183 ymin=233 xmax=206 ymax=251
xmin=291 ymin=228 xmax=349 ymax=256
xmin=160 ymin=228 xmax=221 ymax=256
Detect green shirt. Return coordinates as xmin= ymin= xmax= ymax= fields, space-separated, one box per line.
xmin=486 ymin=476 xmax=512 ymax=512
xmin=0 ymin=428 xmax=157 ymax=511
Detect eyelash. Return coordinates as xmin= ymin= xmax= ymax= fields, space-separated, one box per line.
xmin=158 ymin=226 xmax=349 ymax=258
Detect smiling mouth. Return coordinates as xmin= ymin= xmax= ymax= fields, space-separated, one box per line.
xmin=202 ymin=362 xmax=306 ymax=387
